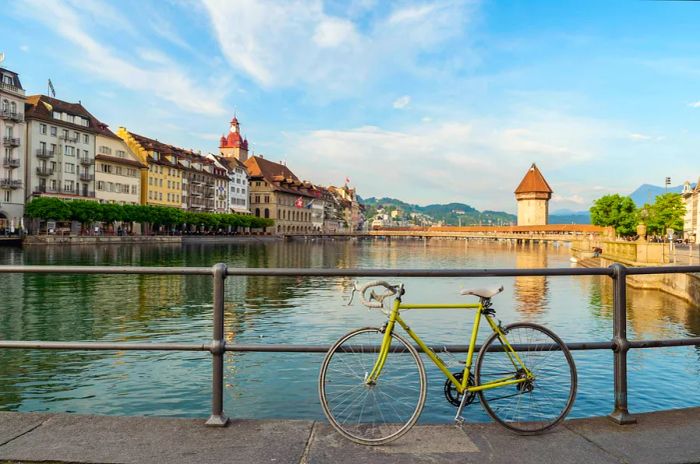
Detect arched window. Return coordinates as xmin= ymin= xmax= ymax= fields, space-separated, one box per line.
xmin=264 ymin=208 xmax=270 ymax=219
xmin=1 ymin=100 xmax=8 ymax=112
xmin=10 ymin=102 xmax=16 ymax=113
xmin=255 ymin=208 xmax=260 ymax=217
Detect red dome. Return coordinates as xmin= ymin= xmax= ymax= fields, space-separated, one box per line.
xmin=220 ymin=131 xmax=244 ymax=148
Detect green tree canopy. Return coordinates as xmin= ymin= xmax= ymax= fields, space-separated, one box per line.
xmin=641 ymin=193 xmax=685 ymax=236
xmin=590 ymin=194 xmax=639 ymax=236
xmin=25 ymin=197 xmax=72 ymax=221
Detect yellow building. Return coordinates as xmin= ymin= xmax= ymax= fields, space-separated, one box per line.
xmin=117 ymin=128 xmax=184 ymax=208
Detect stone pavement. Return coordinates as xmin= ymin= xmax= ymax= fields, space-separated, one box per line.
xmin=1 ymin=407 xmax=699 ymax=464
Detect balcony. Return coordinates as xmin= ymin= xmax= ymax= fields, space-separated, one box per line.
xmin=79 ymin=173 xmax=94 ymax=182
xmin=36 ymin=166 xmax=55 ymax=176
xmin=0 ymin=82 xmax=25 ymax=96
xmin=34 ymin=186 xmax=60 ymax=195
xmin=78 ymin=157 xmax=94 ymax=166
xmin=36 ymin=149 xmax=56 ymax=159
xmin=0 ymin=110 xmax=24 ymax=122
xmin=2 ymin=137 xmax=20 ymax=147
xmin=205 ymin=188 xmax=215 ymax=198
xmin=190 ymin=189 xmax=203 ymax=197
xmin=0 ymin=179 xmax=22 ymax=190
xmin=59 ymin=134 xmax=78 ymax=143
xmin=2 ymin=158 xmax=20 ymax=168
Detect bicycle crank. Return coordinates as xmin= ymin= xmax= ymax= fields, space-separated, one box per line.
xmin=444 ymin=372 xmax=476 ymax=407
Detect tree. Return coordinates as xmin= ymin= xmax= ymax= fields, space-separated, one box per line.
xmin=641 ymin=193 xmax=685 ymax=236
xmin=69 ymin=200 xmax=102 ymax=227
xmin=590 ymin=194 xmax=638 ymax=236
xmin=25 ymin=197 xmax=72 ymax=221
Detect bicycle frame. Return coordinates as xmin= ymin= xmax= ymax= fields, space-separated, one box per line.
xmin=366 ymin=297 xmax=532 ymax=394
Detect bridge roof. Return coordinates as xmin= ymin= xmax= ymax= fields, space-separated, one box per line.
xmin=515 ymin=163 xmax=553 ymax=194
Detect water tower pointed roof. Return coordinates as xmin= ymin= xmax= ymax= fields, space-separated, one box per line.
xmin=515 ymin=163 xmax=552 ymax=194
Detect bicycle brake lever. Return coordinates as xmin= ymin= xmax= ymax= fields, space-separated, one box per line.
xmin=346 ymin=284 xmax=358 ymax=306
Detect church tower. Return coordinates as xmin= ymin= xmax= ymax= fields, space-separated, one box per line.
xmin=515 ymin=163 xmax=552 ymax=226
xmin=219 ymin=116 xmax=249 ymax=162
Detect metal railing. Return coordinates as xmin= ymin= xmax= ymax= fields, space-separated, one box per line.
xmin=0 ymin=263 xmax=699 ymax=427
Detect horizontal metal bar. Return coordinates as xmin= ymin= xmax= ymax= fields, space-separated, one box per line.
xmin=629 ymin=337 xmax=700 ymax=348
xmin=224 ymin=267 xmax=616 ymax=277
xmin=223 ymin=341 xmax=615 ymax=353
xmin=0 ymin=265 xmax=213 ymax=275
xmin=0 ymin=341 xmax=211 ymax=351
xmin=0 ymin=265 xmax=696 ymax=278
xmin=1 ymin=339 xmax=696 ymax=353
xmin=626 ymin=265 xmax=700 ymax=275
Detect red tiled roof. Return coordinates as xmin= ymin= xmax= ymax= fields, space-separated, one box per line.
xmin=245 ymin=156 xmax=314 ymax=197
xmin=25 ymin=95 xmax=119 ymax=138
xmin=515 ymin=163 xmax=553 ymax=194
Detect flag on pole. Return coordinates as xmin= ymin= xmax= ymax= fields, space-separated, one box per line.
xmin=305 ymin=199 xmax=314 ymax=209
xmin=294 ymin=196 xmax=303 ymax=208
xmin=48 ymin=79 xmax=56 ymax=97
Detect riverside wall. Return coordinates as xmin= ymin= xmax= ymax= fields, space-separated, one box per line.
xmin=572 ymin=239 xmax=700 ymax=307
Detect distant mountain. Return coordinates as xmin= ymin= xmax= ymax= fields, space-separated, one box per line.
xmin=360 ymin=197 xmax=516 ymax=226
xmin=629 ymin=184 xmax=685 ymax=207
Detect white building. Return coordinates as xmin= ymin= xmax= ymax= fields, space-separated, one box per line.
xmin=0 ymin=66 xmax=26 ymax=229
xmin=206 ymin=154 xmax=230 ymax=213
xmin=217 ymin=116 xmax=251 ymax=214
xmin=682 ymin=180 xmax=699 ymax=243
xmin=24 ymin=95 xmax=98 ymax=201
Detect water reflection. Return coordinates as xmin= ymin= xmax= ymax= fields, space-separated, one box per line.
xmin=0 ymin=239 xmax=697 ymax=421
xmin=514 ymin=243 xmax=549 ymax=316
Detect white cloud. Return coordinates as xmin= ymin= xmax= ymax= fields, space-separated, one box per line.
xmin=552 ymin=194 xmax=586 ymax=205
xmin=688 ymin=101 xmax=700 ymax=108
xmin=19 ymin=0 xmax=226 ymax=116
xmin=628 ymin=133 xmax=652 ymax=141
xmin=19 ymin=45 xmax=29 ymax=52
xmin=201 ymin=0 xmax=474 ymax=93
xmin=285 ymin=112 xmax=619 ymax=211
xmin=393 ymin=95 xmax=411 ymax=109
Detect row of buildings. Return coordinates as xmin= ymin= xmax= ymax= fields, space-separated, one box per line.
xmin=0 ymin=64 xmax=363 ymax=234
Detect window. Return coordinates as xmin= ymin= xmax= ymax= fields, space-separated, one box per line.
xmin=131 ymin=185 xmax=137 ymax=195
xmin=53 ymin=111 xmax=62 ymax=120
xmin=264 ymin=195 xmax=270 ymax=203
xmin=115 ymin=166 xmax=122 ymax=176
xmin=99 ymin=146 xmax=111 ymax=155
xmin=50 ymin=126 xmax=57 ymax=137
xmin=62 ymin=129 xmax=68 ymax=139
xmin=4 ymin=191 xmax=10 ymax=202
xmin=40 ymin=124 xmax=47 ymax=134
xmin=83 ymin=134 xmax=89 ymax=144
xmin=159 ymin=192 xmax=162 ymax=200
xmin=97 ymin=181 xmax=105 ymax=190
xmin=116 ymin=150 xmax=125 ymax=158
xmin=64 ymin=163 xmax=75 ymax=174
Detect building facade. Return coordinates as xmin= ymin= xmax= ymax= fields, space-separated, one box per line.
xmin=0 ymin=66 xmax=26 ymax=228
xmin=328 ymin=185 xmax=364 ymax=231
xmin=218 ymin=116 xmax=250 ymax=214
xmin=95 ymin=131 xmax=144 ymax=205
xmin=515 ymin=163 xmax=552 ymax=226
xmin=682 ymin=180 xmax=699 ymax=243
xmin=245 ymin=155 xmax=315 ymax=233
xmin=118 ymin=128 xmax=184 ymax=208
xmin=24 ymin=95 xmax=99 ymax=202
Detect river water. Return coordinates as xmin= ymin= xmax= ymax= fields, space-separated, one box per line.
xmin=0 ymin=239 xmax=698 ymax=423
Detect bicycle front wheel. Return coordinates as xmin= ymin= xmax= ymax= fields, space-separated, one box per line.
xmin=318 ymin=327 xmax=427 ymax=445
xmin=475 ymin=322 xmax=577 ymax=434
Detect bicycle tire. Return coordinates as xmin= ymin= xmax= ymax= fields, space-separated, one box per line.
xmin=318 ymin=327 xmax=427 ymax=445
xmin=475 ymin=322 xmax=577 ymax=434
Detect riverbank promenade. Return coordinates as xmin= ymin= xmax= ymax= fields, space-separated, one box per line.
xmin=1 ymin=407 xmax=699 ymax=464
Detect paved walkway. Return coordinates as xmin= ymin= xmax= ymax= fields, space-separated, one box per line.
xmin=1 ymin=408 xmax=699 ymax=464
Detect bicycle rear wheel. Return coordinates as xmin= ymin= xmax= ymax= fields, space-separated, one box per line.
xmin=475 ymin=322 xmax=577 ymax=434
xmin=318 ymin=327 xmax=426 ymax=445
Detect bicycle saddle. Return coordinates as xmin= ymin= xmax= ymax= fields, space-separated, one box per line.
xmin=460 ymin=286 xmax=504 ymax=299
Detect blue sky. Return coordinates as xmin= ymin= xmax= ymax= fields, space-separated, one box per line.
xmin=2 ymin=0 xmax=700 ymax=213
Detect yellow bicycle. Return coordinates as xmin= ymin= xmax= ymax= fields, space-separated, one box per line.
xmin=318 ymin=281 xmax=577 ymax=445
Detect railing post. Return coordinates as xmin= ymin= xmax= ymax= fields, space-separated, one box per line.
xmin=608 ymin=263 xmax=636 ymax=424
xmin=206 ymin=262 xmax=229 ymax=427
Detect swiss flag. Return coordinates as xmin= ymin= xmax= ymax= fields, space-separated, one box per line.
xmin=294 ymin=196 xmax=303 ymax=208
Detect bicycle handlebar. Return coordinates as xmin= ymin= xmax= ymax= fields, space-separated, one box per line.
xmin=350 ymin=280 xmax=399 ymax=309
